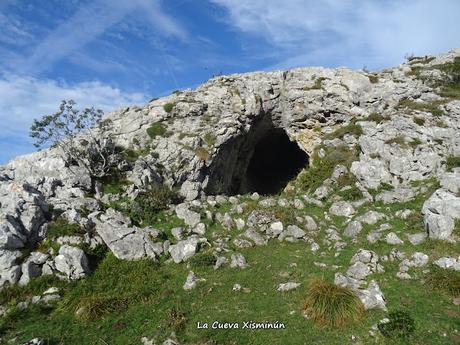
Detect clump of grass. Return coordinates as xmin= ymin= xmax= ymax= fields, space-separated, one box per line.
xmin=163 ymin=102 xmax=175 ymax=113
xmin=128 ymin=184 xmax=181 ymax=226
xmin=385 ymin=136 xmax=407 ymax=147
xmin=367 ymin=112 xmax=385 ymax=123
xmin=189 ymin=251 xmax=216 ymax=268
xmin=378 ymin=310 xmax=416 ymax=339
xmin=445 ymin=155 xmax=460 ymax=171
xmin=195 ymin=147 xmax=210 ymax=161
xmin=304 ymin=77 xmax=327 ymax=90
xmin=368 ymin=75 xmax=379 ymax=84
xmin=324 ymin=123 xmax=363 ymax=140
xmin=409 ymin=138 xmax=422 ymax=148
xmin=337 ymin=185 xmax=363 ymax=201
xmin=147 ymin=122 xmax=168 ymax=138
xmin=75 ymin=295 xmax=130 ymax=321
xmin=303 ymin=278 xmax=364 ymax=328
xmin=203 ymin=132 xmax=217 ymax=147
xmin=297 ymin=145 xmax=359 ymax=193
xmin=425 ymin=267 xmax=460 ymax=297
xmin=46 ymin=217 xmax=85 ymax=239
xmin=397 ymin=98 xmax=444 ymax=116
xmin=413 ymin=116 xmax=425 ymax=126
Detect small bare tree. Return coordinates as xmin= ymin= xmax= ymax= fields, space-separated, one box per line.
xmin=30 ymin=100 xmax=118 ymax=180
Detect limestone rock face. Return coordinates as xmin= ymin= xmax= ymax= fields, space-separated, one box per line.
xmin=1 ymin=49 xmax=460 ymax=290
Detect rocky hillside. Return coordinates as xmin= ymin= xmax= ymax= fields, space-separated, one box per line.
xmin=1 ymin=49 xmax=460 ymax=344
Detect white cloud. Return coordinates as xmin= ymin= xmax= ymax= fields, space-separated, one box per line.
xmin=8 ymin=0 xmax=187 ymax=74
xmin=210 ymin=0 xmax=460 ymax=70
xmin=0 ymin=73 xmax=145 ymax=162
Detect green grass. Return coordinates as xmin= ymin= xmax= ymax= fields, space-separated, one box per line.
xmin=146 ymin=122 xmax=168 ymax=138
xmin=425 ymin=267 xmax=460 ymax=297
xmin=163 ymin=102 xmax=175 ymax=113
xmin=413 ymin=117 xmax=425 ymax=126
xmin=296 ymin=144 xmax=359 ymax=193
xmin=367 ymin=112 xmax=385 ymax=123
xmin=397 ymin=98 xmax=445 ymax=116
xmin=445 ymin=155 xmax=460 ymax=171
xmin=303 ymin=278 xmax=364 ymax=328
xmin=203 ymin=132 xmax=217 ymax=147
xmin=304 ymin=77 xmax=327 ymax=90
xmin=46 ymin=217 xmax=85 ymax=239
xmin=324 ymin=123 xmax=363 ymax=140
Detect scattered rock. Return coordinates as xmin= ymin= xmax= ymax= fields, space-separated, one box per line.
xmin=230 ymin=253 xmax=247 ymax=269
xmin=183 ymin=271 xmax=205 ymax=290
xmin=277 ymin=282 xmax=301 ymax=292
xmin=54 ymin=245 xmax=90 ymax=280
xmin=329 ymin=201 xmax=355 ymax=217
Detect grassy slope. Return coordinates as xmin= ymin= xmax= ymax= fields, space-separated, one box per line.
xmin=1 ymin=182 xmax=460 ymax=345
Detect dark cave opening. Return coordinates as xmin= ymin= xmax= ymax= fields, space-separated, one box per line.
xmin=244 ymin=128 xmax=309 ymax=195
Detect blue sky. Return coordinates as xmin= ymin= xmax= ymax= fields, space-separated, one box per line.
xmin=1 ymin=0 xmax=459 ymax=164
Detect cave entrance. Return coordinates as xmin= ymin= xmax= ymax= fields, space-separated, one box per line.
xmin=204 ymin=118 xmax=309 ymax=196
xmin=244 ymin=128 xmax=309 ymax=195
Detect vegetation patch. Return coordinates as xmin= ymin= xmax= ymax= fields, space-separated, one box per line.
xmin=367 ymin=112 xmax=385 ymax=123
xmin=46 ymin=217 xmax=85 ymax=239
xmin=397 ymin=98 xmax=445 ymax=116
xmin=378 ymin=310 xmax=416 ymax=339
xmin=304 ymin=77 xmax=327 ymax=91
xmin=297 ymin=144 xmax=359 ymax=193
xmin=195 ymin=147 xmax=211 ymax=161
xmin=324 ymin=123 xmax=363 ymax=140
xmin=303 ymin=278 xmax=364 ymax=328
xmin=425 ymin=267 xmax=460 ymax=297
xmin=445 ymin=155 xmax=460 ymax=171
xmin=413 ymin=116 xmax=425 ymax=126
xmin=163 ymin=102 xmax=175 ymax=113
xmin=368 ymin=75 xmax=379 ymax=84
xmin=203 ymin=132 xmax=217 ymax=147
xmin=147 ymin=122 xmax=169 ymax=138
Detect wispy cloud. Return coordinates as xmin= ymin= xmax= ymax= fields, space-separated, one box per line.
xmin=0 ymin=73 xmax=145 ymax=163
xmin=0 ymin=11 xmax=33 ymax=46
xmin=7 ymin=0 xmax=187 ymax=74
xmin=210 ymin=0 xmax=460 ymax=70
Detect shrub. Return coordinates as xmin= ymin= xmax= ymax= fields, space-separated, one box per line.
xmin=425 ymin=267 xmax=460 ymax=296
xmin=304 ymin=77 xmax=327 ymax=90
xmin=385 ymin=136 xmax=407 ymax=147
xmin=445 ymin=155 xmax=460 ymax=171
xmin=303 ymin=278 xmax=364 ymax=328
xmin=378 ymin=310 xmax=415 ymax=339
xmin=146 ymin=122 xmax=168 ymax=138
xmin=129 ymin=185 xmax=180 ymax=226
xmin=163 ymin=102 xmax=175 ymax=113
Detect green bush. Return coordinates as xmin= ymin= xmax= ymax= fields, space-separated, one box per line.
xmin=397 ymin=98 xmax=444 ymax=116
xmin=128 ymin=185 xmax=180 ymax=226
xmin=378 ymin=310 xmax=415 ymax=339
xmin=163 ymin=102 xmax=175 ymax=113
xmin=147 ymin=122 xmax=168 ymax=138
xmin=368 ymin=75 xmax=379 ymax=84
xmin=303 ymin=278 xmax=364 ymax=328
